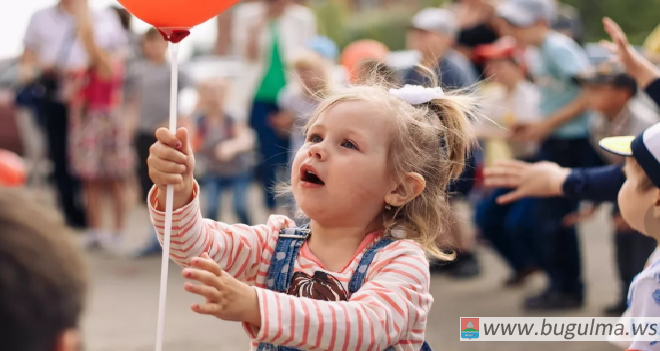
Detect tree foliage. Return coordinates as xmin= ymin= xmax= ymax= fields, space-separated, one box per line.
xmin=312 ymin=0 xmax=659 ymax=51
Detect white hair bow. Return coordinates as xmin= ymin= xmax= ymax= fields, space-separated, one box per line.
xmin=389 ymin=84 xmax=445 ymax=105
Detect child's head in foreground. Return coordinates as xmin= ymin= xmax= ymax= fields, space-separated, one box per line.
xmin=600 ymin=123 xmax=660 ymax=238
xmin=286 ymin=71 xmax=477 ymax=259
xmin=0 ymin=189 xmax=87 ymax=351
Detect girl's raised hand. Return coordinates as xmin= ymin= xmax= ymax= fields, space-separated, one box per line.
xmin=148 ymin=127 xmax=196 ymax=210
xmin=183 ymin=253 xmax=261 ymax=326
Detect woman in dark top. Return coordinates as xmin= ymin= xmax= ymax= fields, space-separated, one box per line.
xmin=451 ymin=0 xmax=499 ymax=78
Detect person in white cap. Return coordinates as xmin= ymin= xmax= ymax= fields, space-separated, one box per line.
xmin=496 ymin=0 xmax=603 ymax=311
xmin=403 ymin=7 xmax=479 ymax=91
xmin=404 ymin=8 xmax=482 ymax=279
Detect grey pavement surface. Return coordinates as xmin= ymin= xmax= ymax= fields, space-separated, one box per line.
xmin=29 ymin=184 xmax=623 ymax=351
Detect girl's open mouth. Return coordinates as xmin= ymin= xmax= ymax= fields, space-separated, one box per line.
xmin=300 ymin=165 xmax=325 ymax=185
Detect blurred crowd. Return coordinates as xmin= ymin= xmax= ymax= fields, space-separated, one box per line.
xmin=7 ymin=0 xmax=660 ymax=324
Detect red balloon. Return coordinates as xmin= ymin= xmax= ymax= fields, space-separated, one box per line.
xmin=340 ymin=40 xmax=390 ymax=83
xmin=0 ymin=149 xmax=26 ymax=187
xmin=117 ymin=0 xmax=241 ymax=42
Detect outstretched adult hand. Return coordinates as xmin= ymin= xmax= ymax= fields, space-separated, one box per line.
xmin=483 ymin=160 xmax=571 ymax=204
xmin=600 ymin=17 xmax=660 ymax=88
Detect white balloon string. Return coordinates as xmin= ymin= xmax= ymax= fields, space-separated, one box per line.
xmin=155 ymin=41 xmax=179 ymax=351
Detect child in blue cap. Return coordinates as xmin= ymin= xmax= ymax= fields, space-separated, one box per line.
xmin=598 ymin=125 xmax=660 ymax=349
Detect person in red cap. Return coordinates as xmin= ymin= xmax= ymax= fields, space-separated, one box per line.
xmin=473 ymin=36 xmax=544 ymax=287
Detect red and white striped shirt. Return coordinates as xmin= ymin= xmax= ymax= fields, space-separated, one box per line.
xmin=149 ymin=183 xmax=434 ymax=351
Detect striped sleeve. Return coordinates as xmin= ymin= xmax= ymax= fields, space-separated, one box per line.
xmin=243 ymin=241 xmax=433 ymax=350
xmin=148 ymin=182 xmax=296 ymax=282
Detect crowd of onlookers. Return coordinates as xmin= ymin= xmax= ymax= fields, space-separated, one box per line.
xmin=11 ymin=0 xmax=660 ymax=317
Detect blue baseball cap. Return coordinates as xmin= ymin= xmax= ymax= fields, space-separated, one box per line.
xmin=600 ymin=123 xmax=660 ymax=188
xmin=306 ymin=36 xmax=338 ymax=61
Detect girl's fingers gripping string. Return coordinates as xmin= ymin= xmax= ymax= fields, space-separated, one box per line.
xmin=155 ymin=127 xmax=183 ymax=149
xmin=151 ymin=142 xmax=188 ymax=165
xmin=150 ymin=157 xmax=187 ymax=174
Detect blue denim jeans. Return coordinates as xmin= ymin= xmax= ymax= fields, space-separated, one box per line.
xmin=476 ymin=188 xmax=539 ymax=273
xmin=536 ymin=137 xmax=604 ymax=295
xmin=256 ymin=227 xmax=433 ymax=351
xmin=203 ymin=173 xmax=251 ymax=225
xmin=249 ymin=100 xmax=289 ymax=210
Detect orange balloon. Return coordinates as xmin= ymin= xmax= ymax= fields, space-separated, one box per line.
xmin=0 ymin=149 xmax=26 ymax=187
xmin=117 ymin=0 xmax=241 ymax=42
xmin=340 ymin=40 xmax=390 ymax=83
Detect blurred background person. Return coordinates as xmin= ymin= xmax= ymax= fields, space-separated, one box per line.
xmin=404 ymin=7 xmax=479 ymax=90
xmin=18 ymin=0 xmax=103 ymax=230
xmin=274 ymin=49 xmax=331 ymax=164
xmin=235 ymin=0 xmax=317 ymax=214
xmin=404 ymin=7 xmax=481 ymax=279
xmin=450 ymin=0 xmax=499 ymax=79
xmin=497 ymin=0 xmax=604 ymax=310
xmin=552 ymin=0 xmax=584 ymax=46
xmin=274 ymin=49 xmax=332 ymax=218
xmin=473 ymin=36 xmax=543 ymax=287
xmin=125 ymin=28 xmax=195 ymax=257
xmin=194 ymin=78 xmax=255 ymax=225
xmin=66 ymin=0 xmax=130 ymax=250
xmin=574 ymin=61 xmax=659 ymax=315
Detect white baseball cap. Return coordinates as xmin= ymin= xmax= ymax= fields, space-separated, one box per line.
xmin=497 ymin=0 xmax=557 ymax=28
xmin=600 ymin=122 xmax=660 ymax=188
xmin=409 ymin=8 xmax=457 ymax=37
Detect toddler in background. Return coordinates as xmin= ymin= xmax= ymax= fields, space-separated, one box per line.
xmin=126 ymin=27 xmax=195 ymax=257
xmin=194 ymin=79 xmax=255 ymax=225
xmin=273 ymin=50 xmax=331 ymax=164
xmin=473 ymin=37 xmax=543 ymax=287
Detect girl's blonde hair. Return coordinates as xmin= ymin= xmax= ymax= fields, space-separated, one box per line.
xmin=283 ymin=67 xmax=478 ymax=260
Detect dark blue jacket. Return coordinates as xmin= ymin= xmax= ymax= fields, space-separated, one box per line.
xmin=562 ymin=78 xmax=660 ymax=202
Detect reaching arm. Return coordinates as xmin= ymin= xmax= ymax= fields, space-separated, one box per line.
xmin=243 ymin=242 xmax=432 ymax=350
xmin=148 ymin=182 xmax=295 ymax=282
xmin=484 ymin=161 xmax=626 ymax=204
xmin=76 ymin=13 xmax=113 ymax=79
xmin=562 ymin=164 xmax=626 ymax=202
xmin=542 ymin=92 xmax=590 ymax=132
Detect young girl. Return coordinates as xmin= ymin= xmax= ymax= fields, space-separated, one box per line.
xmin=147 ymin=73 xmax=476 ymax=350
xmin=193 ymin=79 xmax=255 ymax=224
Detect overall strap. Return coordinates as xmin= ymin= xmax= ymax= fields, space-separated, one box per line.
xmin=348 ymin=237 xmax=435 ymax=351
xmin=265 ymin=226 xmax=310 ymax=293
xmin=348 ymin=237 xmax=394 ymax=295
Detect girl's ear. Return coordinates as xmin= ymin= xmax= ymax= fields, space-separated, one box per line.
xmin=385 ymin=172 xmax=426 ymax=207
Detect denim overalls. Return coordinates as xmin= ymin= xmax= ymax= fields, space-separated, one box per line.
xmin=256 ymin=226 xmax=433 ymax=351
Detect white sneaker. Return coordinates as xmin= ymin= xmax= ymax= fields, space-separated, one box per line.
xmin=100 ymin=232 xmax=127 ymax=256
xmin=79 ymin=230 xmax=102 ymax=250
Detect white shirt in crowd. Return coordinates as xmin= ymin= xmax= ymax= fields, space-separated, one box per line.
xmin=23 ymin=5 xmax=126 ymax=72
xmin=230 ymin=2 xmax=317 ymax=115
xmin=476 ymin=80 xmax=542 ymax=160
xmin=610 ymin=247 xmax=660 ymax=350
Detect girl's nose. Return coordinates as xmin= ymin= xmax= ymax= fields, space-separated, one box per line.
xmin=307 ymin=142 xmax=327 ymax=161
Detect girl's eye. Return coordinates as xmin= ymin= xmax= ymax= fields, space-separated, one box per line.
xmin=308 ymin=134 xmax=322 ymax=143
xmin=341 ymin=140 xmax=358 ymax=150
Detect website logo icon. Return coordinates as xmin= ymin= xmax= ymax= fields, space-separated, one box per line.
xmin=461 ymin=318 xmax=479 ymax=340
